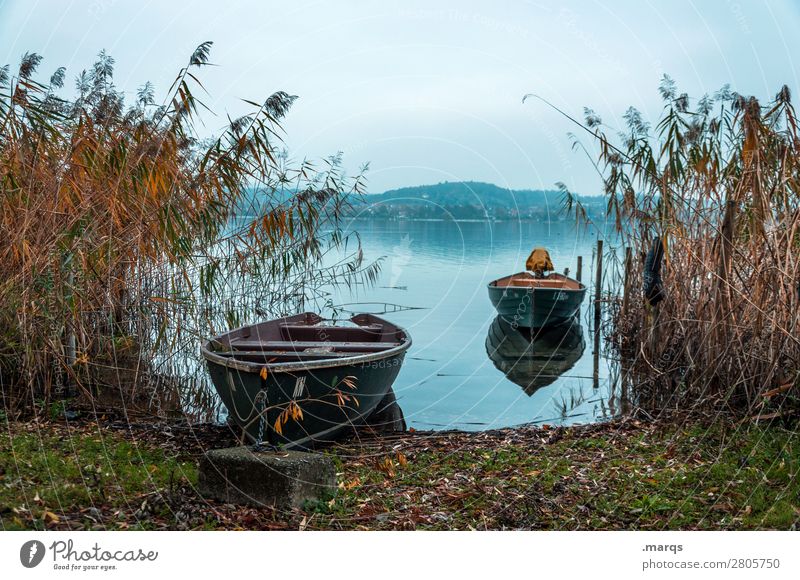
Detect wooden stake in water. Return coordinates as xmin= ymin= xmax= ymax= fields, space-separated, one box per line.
xmin=594 ymin=240 xmax=603 ymax=324
xmin=576 ymin=256 xmax=583 ymax=283
xmin=593 ymin=322 xmax=601 ymax=390
xmin=593 ymin=240 xmax=603 ymax=389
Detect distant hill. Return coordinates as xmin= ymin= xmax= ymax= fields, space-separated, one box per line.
xmin=366 ymin=181 xmax=554 ymax=207
xmin=348 ymin=181 xmax=604 ymax=220
xmin=235 ymin=181 xmax=606 ymax=221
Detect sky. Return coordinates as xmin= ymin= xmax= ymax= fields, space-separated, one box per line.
xmin=2 ymin=0 xmax=800 ymax=195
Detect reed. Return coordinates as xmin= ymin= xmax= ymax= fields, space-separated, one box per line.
xmin=557 ymin=76 xmax=800 ymax=418
xmin=0 ymin=44 xmax=377 ymax=417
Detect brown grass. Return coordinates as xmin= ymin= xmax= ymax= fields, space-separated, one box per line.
xmin=553 ymin=77 xmax=800 ymax=417
xmin=0 ymin=44 xmax=376 ymax=416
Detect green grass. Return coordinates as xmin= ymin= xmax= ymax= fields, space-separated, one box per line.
xmin=314 ymin=423 xmax=800 ymax=530
xmin=0 ymin=422 xmax=197 ymax=530
xmin=1 ymin=419 xmax=797 ymax=530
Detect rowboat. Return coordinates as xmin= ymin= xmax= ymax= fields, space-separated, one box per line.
xmin=485 ymin=315 xmax=585 ymax=395
xmin=487 ymin=272 xmax=587 ymax=328
xmin=201 ymin=312 xmax=411 ymax=449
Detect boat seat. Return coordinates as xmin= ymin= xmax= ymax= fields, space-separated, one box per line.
xmin=496 ymin=277 xmax=580 ymax=290
xmin=230 ymin=340 xmax=400 ymax=353
xmin=217 ymin=350 xmax=366 ymax=363
xmin=278 ymin=323 xmax=383 ymax=342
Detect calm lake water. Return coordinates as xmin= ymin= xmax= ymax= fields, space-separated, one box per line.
xmin=326 ymin=218 xmax=619 ymax=431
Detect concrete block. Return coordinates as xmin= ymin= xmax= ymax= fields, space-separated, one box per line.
xmin=198 ymin=447 xmax=336 ymax=509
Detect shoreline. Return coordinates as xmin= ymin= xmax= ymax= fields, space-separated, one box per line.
xmin=2 ymin=415 xmax=797 ymax=531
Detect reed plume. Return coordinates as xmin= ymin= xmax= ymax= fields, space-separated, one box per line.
xmin=0 ymin=44 xmax=377 ymax=417
xmin=558 ymin=76 xmax=800 ymax=419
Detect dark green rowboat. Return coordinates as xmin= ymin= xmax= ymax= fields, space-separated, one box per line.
xmin=487 ymin=271 xmax=587 ymax=328
xmin=202 ymin=312 xmax=411 ymax=449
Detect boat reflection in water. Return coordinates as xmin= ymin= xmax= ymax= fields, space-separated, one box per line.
xmin=485 ymin=315 xmax=585 ymax=396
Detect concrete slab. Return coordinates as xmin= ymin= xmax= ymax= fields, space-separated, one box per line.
xmin=197 ymin=447 xmax=336 ymax=509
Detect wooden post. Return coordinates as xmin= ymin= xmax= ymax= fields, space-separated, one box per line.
xmin=576 ymin=256 xmax=583 ymax=283
xmin=592 ymin=324 xmax=600 ymax=390
xmin=621 ymin=246 xmax=632 ymax=316
xmin=714 ymin=200 xmax=736 ymax=341
xmin=592 ymin=240 xmax=603 ymax=389
xmin=594 ymin=240 xmax=603 ymax=325
xmin=620 ymin=357 xmax=630 ymax=414
xmin=63 ymin=258 xmax=76 ymax=373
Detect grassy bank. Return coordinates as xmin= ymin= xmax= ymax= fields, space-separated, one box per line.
xmin=1 ymin=418 xmax=798 ymax=530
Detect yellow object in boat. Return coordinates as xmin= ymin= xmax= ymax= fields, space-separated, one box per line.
xmin=525 ymin=247 xmax=554 ymax=274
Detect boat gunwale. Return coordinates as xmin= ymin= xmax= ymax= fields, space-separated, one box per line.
xmin=200 ymin=313 xmax=412 ymax=374
xmin=487 ymin=271 xmax=586 ymax=293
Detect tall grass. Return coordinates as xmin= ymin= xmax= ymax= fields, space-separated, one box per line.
xmin=556 ymin=76 xmax=800 ymax=418
xmin=0 ymin=44 xmax=377 ymax=416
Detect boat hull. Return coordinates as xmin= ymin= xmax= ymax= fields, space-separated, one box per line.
xmin=205 ymin=355 xmax=406 ymax=448
xmin=487 ymin=273 xmax=586 ymax=328
xmin=202 ymin=313 xmax=410 ymax=449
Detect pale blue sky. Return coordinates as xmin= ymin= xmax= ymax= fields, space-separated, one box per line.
xmin=2 ymin=0 xmax=799 ymax=194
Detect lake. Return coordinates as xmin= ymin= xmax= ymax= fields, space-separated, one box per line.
xmin=326 ymin=218 xmax=619 ymax=431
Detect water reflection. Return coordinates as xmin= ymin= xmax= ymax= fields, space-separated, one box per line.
xmin=321 ymin=220 xmax=615 ymax=430
xmin=485 ymin=316 xmax=585 ymax=396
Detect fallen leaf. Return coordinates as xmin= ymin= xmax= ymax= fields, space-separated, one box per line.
xmin=342 ymin=477 xmax=362 ymax=490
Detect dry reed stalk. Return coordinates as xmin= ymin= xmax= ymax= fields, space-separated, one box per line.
xmin=0 ymin=46 xmax=377 ymax=416
xmin=552 ymin=78 xmax=800 ymax=417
